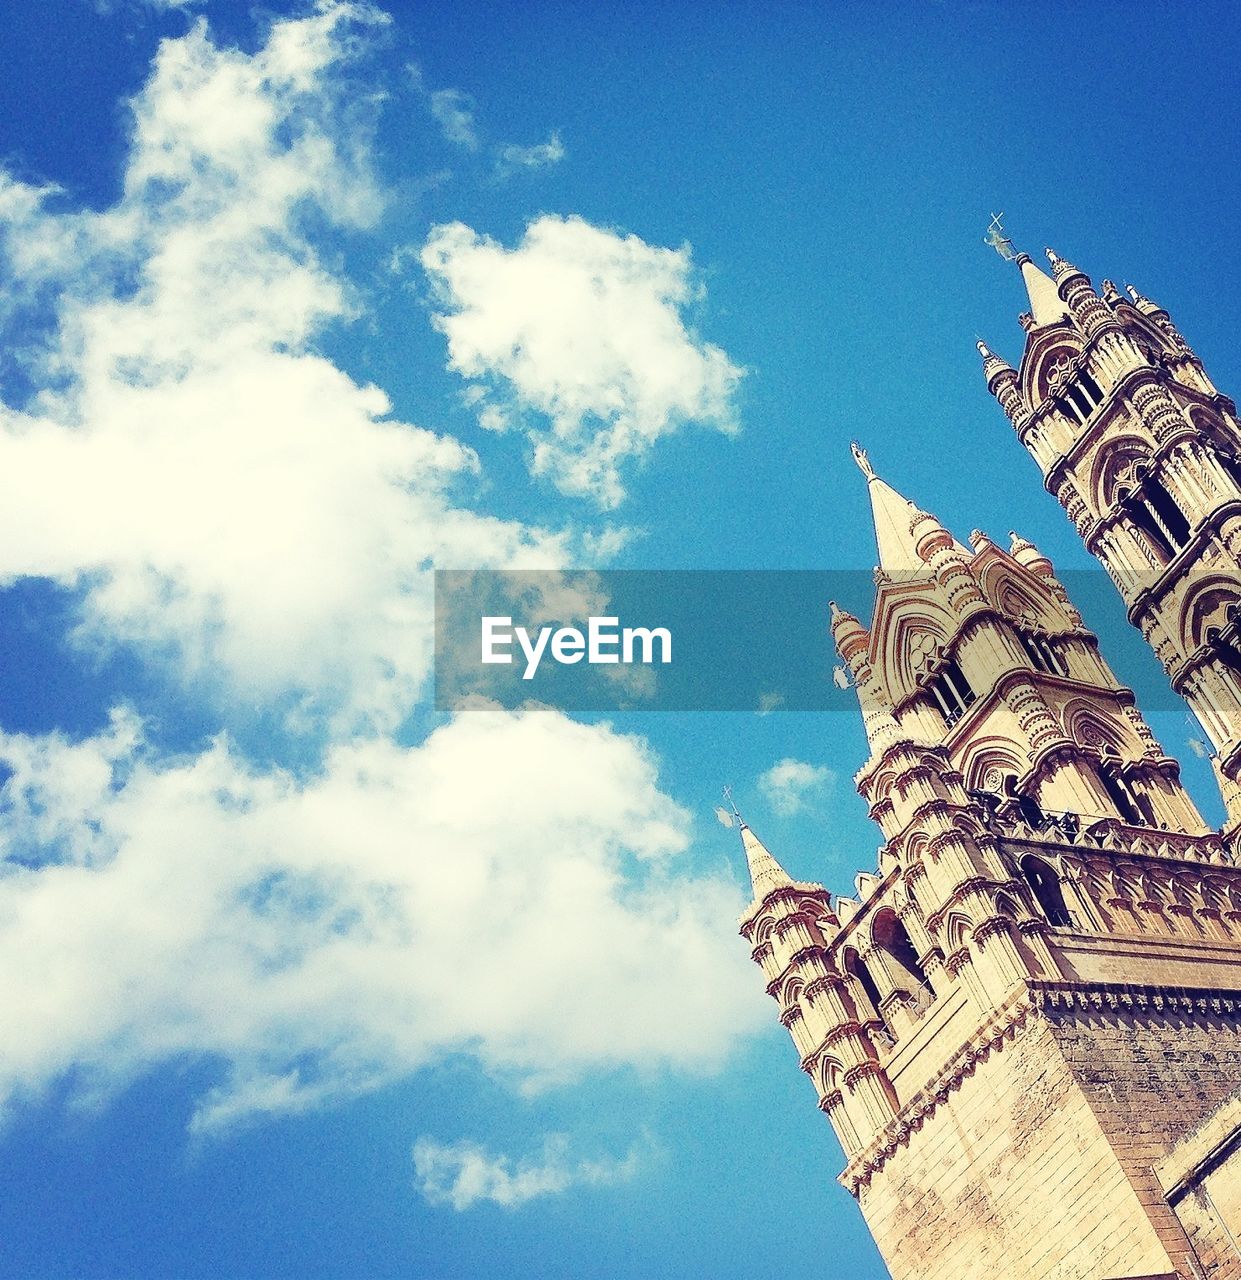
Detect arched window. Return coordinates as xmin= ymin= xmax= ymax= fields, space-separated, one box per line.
xmin=1018 ymin=631 xmax=1068 ymax=677
xmin=1003 ymin=773 xmax=1045 ymax=828
xmin=1053 ymin=372 xmax=1102 ymax=423
xmin=994 ymin=893 xmax=1019 ymax=919
xmin=1118 ymin=486 xmax=1175 ymax=562
xmin=842 ymin=948 xmax=888 ymax=1040
xmin=927 ymin=658 xmax=976 ymax=728
xmin=1143 ymin=472 xmax=1191 ymax=548
xmin=873 ymin=911 xmax=932 ymax=1001
xmin=1097 ymin=753 xmax=1154 ymax=826
xmin=1054 ymin=393 xmax=1085 ymax=426
xmin=1216 ymin=447 xmax=1241 ymax=493
xmin=1206 ymin=625 xmax=1241 ymax=677
xmin=1066 ymin=383 xmax=1092 ymax=418
xmin=1078 ymin=369 xmax=1103 ymax=405
xmin=1020 ymin=856 xmax=1072 ymax=927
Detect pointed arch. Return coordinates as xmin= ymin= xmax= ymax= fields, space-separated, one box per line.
xmin=869 ymin=584 xmax=960 ymax=702
xmin=1118 ymin=309 xmax=1182 ymax=363
xmin=943 ymin=910 xmax=974 ymax=953
xmin=1020 ymin=855 xmax=1072 ymax=927
xmin=871 ymin=908 xmax=932 ymax=1000
xmin=1187 ymin=407 xmax=1241 ymax=490
xmin=1091 ymin=435 xmax=1158 ymax=513
xmin=978 ymin=559 xmax=1067 ymax=633
xmin=1019 ymin=326 xmax=1085 ymax=408
xmin=840 ymin=946 xmax=887 ymax=1039
xmin=814 ymin=1054 xmax=846 ymax=1097
xmin=1179 ymin=576 xmax=1241 ymax=652
xmin=961 ymin=736 xmax=1027 ymax=796
xmin=1061 ymin=700 xmax=1129 ymax=753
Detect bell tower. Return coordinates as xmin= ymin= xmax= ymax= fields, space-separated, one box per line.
xmin=978 ymin=245 xmax=1241 ymax=834
xmin=740 ymin=448 xmax=1241 ymax=1279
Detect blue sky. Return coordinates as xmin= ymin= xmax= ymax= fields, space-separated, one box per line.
xmin=0 ymin=3 xmax=1239 ymax=1277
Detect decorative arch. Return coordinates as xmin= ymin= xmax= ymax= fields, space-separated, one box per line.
xmin=997 ymin=582 xmax=1062 ymax=634
xmin=1020 ymin=855 xmax=1072 ymax=927
xmin=1062 ymin=701 xmax=1129 ymax=755
xmin=870 ymin=595 xmax=958 ymax=703
xmin=1119 ymin=310 xmax=1181 ymax=363
xmin=903 ymin=832 xmax=932 ymax=865
xmin=871 ymin=907 xmax=931 ymax=1000
xmin=1020 ymin=327 xmax=1085 ymax=408
xmin=870 ymin=769 xmax=898 ymax=802
xmin=1179 ymin=576 xmax=1241 ymax=652
xmin=814 ymin=1054 xmax=845 ymax=1097
xmin=943 ymin=911 xmax=974 ymax=953
xmin=962 ymin=736 xmax=1027 ymax=796
xmin=1092 ymin=435 xmax=1157 ymax=513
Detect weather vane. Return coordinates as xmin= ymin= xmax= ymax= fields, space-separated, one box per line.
xmin=984 ymin=212 xmax=1018 ymax=261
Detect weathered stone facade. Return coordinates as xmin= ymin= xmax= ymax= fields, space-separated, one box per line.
xmin=738 ymin=248 xmax=1241 ymax=1277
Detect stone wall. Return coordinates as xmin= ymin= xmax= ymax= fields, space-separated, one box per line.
xmin=1041 ymin=986 xmax=1241 ymax=1278
xmin=857 ymin=1003 xmax=1172 ymax=1280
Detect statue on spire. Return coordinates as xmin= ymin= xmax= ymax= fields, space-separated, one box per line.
xmin=984 ymin=212 xmax=1018 ymax=261
xmin=851 ymin=441 xmax=876 ymax=481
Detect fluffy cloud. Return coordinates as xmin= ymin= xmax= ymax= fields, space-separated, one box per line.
xmin=413 ymin=1133 xmax=643 ymax=1210
xmin=421 ymin=215 xmax=742 ymax=508
xmin=0 ymin=707 xmax=762 ymax=1130
xmin=0 ymin=4 xmax=761 ymax=1146
xmin=0 ymin=4 xmax=571 ymax=732
xmin=757 ymin=758 xmax=834 ymax=816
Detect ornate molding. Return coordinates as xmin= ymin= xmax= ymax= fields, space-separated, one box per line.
xmin=838 ymin=979 xmax=1241 ymax=1197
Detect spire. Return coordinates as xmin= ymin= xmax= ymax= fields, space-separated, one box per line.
xmin=851 ymin=442 xmax=923 ymax=573
xmin=1009 ymin=529 xmax=1054 ymax=576
xmin=851 ymin=444 xmax=968 ymax=573
xmin=977 ymin=339 xmax=1015 ymax=389
xmin=1044 ymin=246 xmax=1084 ymax=282
xmin=739 ymin=820 xmax=794 ymax=899
xmin=830 ymin=598 xmax=868 ymax=665
xmin=1014 ymin=251 xmax=1071 ymax=328
xmin=1125 ymin=283 xmax=1166 ymax=316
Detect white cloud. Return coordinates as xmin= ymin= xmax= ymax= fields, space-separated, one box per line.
xmin=413 ymin=1133 xmax=643 ymax=1210
xmin=0 ymin=4 xmax=765 ymax=1145
xmin=757 ymin=758 xmax=834 ymax=816
xmin=429 ymin=88 xmax=480 ymax=151
xmin=421 ymin=214 xmax=742 ymax=508
xmin=0 ymin=707 xmax=762 ymax=1130
xmin=0 ymin=4 xmax=575 ymax=732
xmin=495 ymin=131 xmax=565 ymax=177
xmin=410 ymin=64 xmax=564 ymax=177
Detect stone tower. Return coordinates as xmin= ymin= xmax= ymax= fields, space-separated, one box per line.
xmin=978 ymin=248 xmax=1241 ymax=835
xmin=740 ymin=449 xmax=1241 ymax=1279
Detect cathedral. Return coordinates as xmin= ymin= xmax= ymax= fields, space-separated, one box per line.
xmin=739 ymin=245 xmax=1241 ymax=1278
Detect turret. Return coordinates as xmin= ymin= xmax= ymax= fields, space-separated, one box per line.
xmin=982 ymin=226 xmax=1241 ymax=836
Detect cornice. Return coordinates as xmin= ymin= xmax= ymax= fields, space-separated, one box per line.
xmin=838 ymin=979 xmax=1241 ymax=1197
